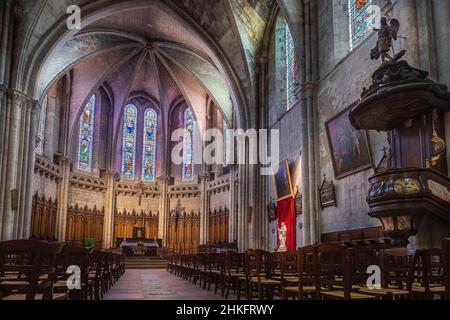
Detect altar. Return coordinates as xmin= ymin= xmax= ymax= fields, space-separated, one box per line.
xmin=118 ymin=239 xmax=162 ymax=257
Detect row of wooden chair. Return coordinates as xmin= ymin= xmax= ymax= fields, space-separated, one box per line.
xmin=0 ymin=240 xmax=125 ymax=300
xmin=167 ymin=239 xmax=450 ymax=300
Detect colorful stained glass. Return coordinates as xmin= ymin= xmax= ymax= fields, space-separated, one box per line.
xmin=122 ymin=104 xmax=137 ymax=179
xmin=142 ymin=108 xmax=157 ymax=182
xmin=286 ymin=24 xmax=297 ymax=110
xmin=36 ymin=95 xmax=48 ymax=155
xmin=182 ymin=109 xmax=194 ymax=181
xmin=78 ymin=95 xmax=96 ymax=172
xmin=349 ymin=0 xmax=372 ymax=49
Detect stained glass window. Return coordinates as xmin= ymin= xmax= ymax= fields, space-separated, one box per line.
xmin=286 ymin=25 xmax=297 ymax=110
xmin=348 ymin=0 xmax=372 ymax=49
xmin=122 ymin=104 xmax=137 ymax=180
xmin=142 ymin=108 xmax=157 ymax=182
xmin=36 ymin=95 xmax=48 ymax=155
xmin=182 ymin=109 xmax=194 ymax=181
xmin=78 ymin=95 xmax=96 ymax=172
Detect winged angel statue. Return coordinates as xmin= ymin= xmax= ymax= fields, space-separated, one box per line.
xmin=370 ymin=17 xmax=405 ymax=63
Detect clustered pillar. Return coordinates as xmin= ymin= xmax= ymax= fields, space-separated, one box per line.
xmin=199 ymin=169 xmax=210 ymax=245
xmin=103 ymin=171 xmax=118 ymax=249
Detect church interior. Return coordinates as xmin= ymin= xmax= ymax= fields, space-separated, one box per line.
xmin=0 ymin=0 xmax=450 ymax=301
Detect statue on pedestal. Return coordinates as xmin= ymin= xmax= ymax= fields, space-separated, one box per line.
xmin=278 ymin=222 xmax=287 ymax=252
xmin=371 ymin=17 xmax=405 ymax=63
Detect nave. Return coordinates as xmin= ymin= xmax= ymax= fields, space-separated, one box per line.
xmin=0 ymin=238 xmax=449 ymax=300
xmin=103 ymin=269 xmax=225 ymax=300
xmin=2 ymin=0 xmax=450 ymax=303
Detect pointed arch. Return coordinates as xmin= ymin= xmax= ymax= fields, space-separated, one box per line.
xmin=122 ymin=104 xmax=138 ymax=179
xmin=78 ymin=95 xmax=96 ymax=172
xmin=142 ymin=107 xmax=158 ymax=182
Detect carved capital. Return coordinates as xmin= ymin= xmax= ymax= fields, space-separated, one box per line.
xmin=198 ymin=172 xmax=210 ymax=182
xmin=299 ymin=82 xmax=316 ymax=92
xmin=101 ymin=169 xmax=120 ymax=180
xmin=6 ymin=89 xmax=36 ymax=111
xmin=56 ymin=154 xmax=72 ymax=167
xmin=157 ymin=176 xmax=173 ymax=184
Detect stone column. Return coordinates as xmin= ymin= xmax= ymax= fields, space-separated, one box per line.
xmin=0 ymin=87 xmax=6 ymax=240
xmin=0 ymin=0 xmax=12 ymax=86
xmin=228 ymin=164 xmax=237 ymax=243
xmin=157 ymin=176 xmax=171 ymax=247
xmin=299 ymin=84 xmax=311 ymax=245
xmin=237 ymin=163 xmax=249 ymax=251
xmin=256 ymin=53 xmax=269 ymax=251
xmin=103 ymin=171 xmax=117 ymax=249
xmin=394 ymin=0 xmax=420 ymax=67
xmin=56 ymin=157 xmax=71 ymax=241
xmin=431 ymin=0 xmax=450 ymax=175
xmin=1 ymin=90 xmax=29 ymax=240
xmin=199 ymin=170 xmax=209 ymax=245
xmin=17 ymin=97 xmax=38 ymax=239
xmin=301 ymin=0 xmax=320 ymax=245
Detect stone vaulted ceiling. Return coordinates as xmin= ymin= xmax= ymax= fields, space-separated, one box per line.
xmin=27 ymin=0 xmax=275 ymax=129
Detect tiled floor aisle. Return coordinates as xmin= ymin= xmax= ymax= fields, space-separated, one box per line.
xmin=104 ymin=269 xmax=226 ymax=300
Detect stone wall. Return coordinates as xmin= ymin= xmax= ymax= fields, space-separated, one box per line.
xmin=169 ymin=197 xmax=201 ymax=214
xmin=69 ymin=187 xmax=105 ymax=210
xmin=316 ymin=32 xmax=385 ymax=235
xmin=210 ymin=191 xmax=230 ymax=212
xmin=116 ymin=195 xmax=159 ymax=214
xmin=31 ymin=174 xmax=58 ymax=200
xmin=266 ymin=13 xmax=303 ymax=249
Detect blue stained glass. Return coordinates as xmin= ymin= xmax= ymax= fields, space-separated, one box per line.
xmin=142 ymin=108 xmax=157 ymax=182
xmin=349 ymin=0 xmax=372 ymax=49
xmin=122 ymin=104 xmax=137 ymax=179
xmin=182 ymin=109 xmax=194 ymax=181
xmin=36 ymin=95 xmax=48 ymax=155
xmin=286 ymin=25 xmax=296 ymax=110
xmin=78 ymin=95 xmax=96 ymax=172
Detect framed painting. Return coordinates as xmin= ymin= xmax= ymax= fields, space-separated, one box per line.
xmin=326 ymin=104 xmax=373 ymax=179
xmin=272 ymin=158 xmax=294 ymax=201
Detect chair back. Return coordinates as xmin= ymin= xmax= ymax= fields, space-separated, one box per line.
xmin=58 ymin=246 xmax=93 ymax=280
xmin=0 ymin=240 xmax=62 ymax=300
xmin=298 ymin=245 xmax=319 ymax=299
xmin=225 ymin=251 xmax=244 ymax=277
xmin=348 ymin=246 xmax=379 ymax=286
xmin=278 ymin=251 xmax=297 ymax=282
xmin=90 ymin=250 xmax=106 ymax=277
xmin=244 ymin=250 xmax=259 ymax=279
xmin=381 ymin=247 xmax=415 ymax=290
xmin=443 ymin=239 xmax=450 ymax=300
xmin=285 ymin=251 xmax=298 ymax=276
xmin=317 ymin=243 xmax=352 ymax=298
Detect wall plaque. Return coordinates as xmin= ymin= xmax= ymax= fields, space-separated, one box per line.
xmin=319 ymin=175 xmax=337 ymax=209
xmin=294 ymin=191 xmax=302 ymax=215
xmin=268 ymin=199 xmax=277 ymax=222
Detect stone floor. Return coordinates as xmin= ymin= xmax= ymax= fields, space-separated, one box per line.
xmin=103 ymin=269 xmax=227 ymax=300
